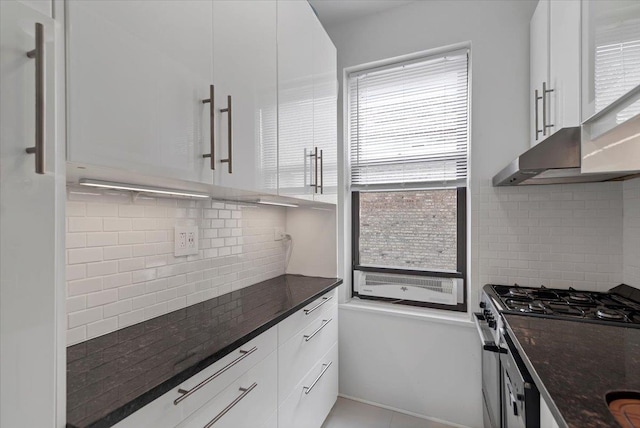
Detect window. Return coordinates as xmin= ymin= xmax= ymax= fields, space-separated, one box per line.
xmin=348 ymin=49 xmax=469 ymax=311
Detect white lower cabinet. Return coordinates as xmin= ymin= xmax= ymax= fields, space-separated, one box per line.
xmin=111 ymin=290 xmax=338 ymax=428
xmin=278 ymin=304 xmax=338 ymax=400
xmin=178 ymin=351 xmax=277 ymax=428
xmin=278 ymin=343 xmax=339 ymax=428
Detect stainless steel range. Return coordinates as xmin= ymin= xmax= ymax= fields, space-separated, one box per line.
xmin=474 ymin=283 xmax=640 ymax=428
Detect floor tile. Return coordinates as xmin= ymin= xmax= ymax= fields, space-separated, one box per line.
xmin=390 ymin=411 xmax=456 ymax=428
xmin=321 ymin=397 xmax=394 ymax=428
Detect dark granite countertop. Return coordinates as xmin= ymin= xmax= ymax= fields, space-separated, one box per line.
xmin=67 ymin=274 xmax=342 ymax=428
xmin=504 ymin=314 xmax=640 ymax=428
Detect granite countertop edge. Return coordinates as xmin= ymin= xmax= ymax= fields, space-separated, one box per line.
xmin=67 ymin=276 xmax=342 ymax=428
xmin=503 ymin=315 xmax=570 ymax=428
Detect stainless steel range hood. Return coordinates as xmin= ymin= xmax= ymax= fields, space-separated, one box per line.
xmin=492 ymin=127 xmax=637 ymax=186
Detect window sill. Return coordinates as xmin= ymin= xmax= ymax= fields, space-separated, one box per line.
xmin=339 ymin=298 xmax=475 ymax=328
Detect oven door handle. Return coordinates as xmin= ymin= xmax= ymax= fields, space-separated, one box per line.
xmin=474 ymin=313 xmax=508 ymax=354
xmin=483 ymin=343 xmax=508 ymax=354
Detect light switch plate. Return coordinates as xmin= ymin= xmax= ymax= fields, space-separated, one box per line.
xmin=175 ymin=226 xmax=199 ymax=256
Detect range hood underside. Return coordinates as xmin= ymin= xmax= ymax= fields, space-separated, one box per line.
xmin=493 ymin=127 xmax=638 ymax=186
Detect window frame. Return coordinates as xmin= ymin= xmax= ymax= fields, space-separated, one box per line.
xmin=351 ymin=187 xmax=468 ymax=312
xmin=346 ymin=45 xmax=471 ymax=313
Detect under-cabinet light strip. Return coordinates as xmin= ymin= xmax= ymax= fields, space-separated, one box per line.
xmin=78 ymin=179 xmax=210 ymax=199
xmin=256 ymin=200 xmax=299 ymax=208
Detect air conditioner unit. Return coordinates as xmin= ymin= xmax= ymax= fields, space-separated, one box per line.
xmin=354 ymin=271 xmax=463 ymax=306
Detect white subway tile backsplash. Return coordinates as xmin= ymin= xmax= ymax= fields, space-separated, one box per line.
xmin=66 ymin=186 xmax=286 ymax=344
xmin=86 ymin=289 xmax=118 ymax=308
xmin=476 ymin=181 xmax=624 ymax=293
xmin=118 ymin=309 xmax=144 ymax=329
xmin=103 ymin=299 xmax=132 ymax=318
xmin=103 ymin=218 xmax=132 ymax=231
xmin=68 ymin=307 xmax=102 ymax=329
xmin=87 ymin=317 xmax=118 ymax=339
xmin=67 ymin=264 xmax=86 ymax=281
xmin=68 ymin=217 xmax=102 ymax=232
xmin=86 ymin=261 xmax=118 ymax=278
xmin=623 ymin=178 xmax=640 ymax=288
xmin=66 ymin=233 xmax=87 ymax=249
xmin=68 ymin=247 xmax=103 ymax=264
xmin=68 ymin=277 xmax=102 ymax=297
xmin=86 ymin=232 xmax=118 ymax=247
xmin=103 ymin=246 xmax=132 ymax=260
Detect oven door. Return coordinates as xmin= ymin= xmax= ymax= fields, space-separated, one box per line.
xmin=474 ymin=313 xmax=504 ymax=428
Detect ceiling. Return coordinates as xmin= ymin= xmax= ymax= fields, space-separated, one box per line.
xmin=308 ymin=0 xmax=416 ymax=28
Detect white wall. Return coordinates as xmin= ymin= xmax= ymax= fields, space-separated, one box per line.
xmin=624 ymin=178 xmax=640 ymax=287
xmin=327 ymin=1 xmax=534 ymax=426
xmin=285 ymin=206 xmax=338 ymax=278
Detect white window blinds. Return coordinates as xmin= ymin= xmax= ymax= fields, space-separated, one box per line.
xmin=594 ymin=14 xmax=640 ymax=123
xmin=348 ymin=50 xmax=469 ymax=190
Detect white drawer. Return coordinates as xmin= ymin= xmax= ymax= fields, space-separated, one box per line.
xmin=278 ymin=304 xmax=338 ymax=403
xmin=112 ymin=326 xmax=276 ymax=428
xmin=178 ymin=350 xmax=277 ymax=428
xmin=278 ymin=289 xmax=336 ymax=346
xmin=278 ymin=343 xmax=339 ymax=428
xmin=259 ymin=411 xmax=278 ymax=428
xmin=112 ymin=386 xmax=184 ymax=428
xmin=179 ymin=326 xmax=277 ymax=417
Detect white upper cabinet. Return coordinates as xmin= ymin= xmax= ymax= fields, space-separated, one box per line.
xmin=277 ymin=0 xmax=316 ymax=201
xmin=67 ymin=0 xmax=214 ymax=184
xmin=549 ymin=0 xmax=581 ymax=131
xmin=212 ymin=0 xmax=278 ymax=195
xmin=581 ymin=0 xmax=640 ymax=174
xmin=530 ymin=0 xmax=549 ymax=147
xmin=278 ymin=0 xmax=337 ymax=204
xmin=67 ymin=0 xmax=337 ymax=201
xmin=529 ymin=0 xmax=581 ymax=147
xmin=312 ymin=18 xmax=338 ymax=204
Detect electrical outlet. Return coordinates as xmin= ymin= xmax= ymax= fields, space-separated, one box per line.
xmin=175 ymin=226 xmax=199 ymax=256
xmin=274 ymin=226 xmax=285 ymax=241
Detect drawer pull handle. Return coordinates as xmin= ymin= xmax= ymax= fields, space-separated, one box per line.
xmin=303 ymin=362 xmax=332 ymax=395
xmin=303 ymin=295 xmax=333 ymax=316
xmin=203 ymin=382 xmax=257 ymax=427
xmin=304 ymin=319 xmax=331 ymax=342
xmin=174 ymin=346 xmax=257 ymax=405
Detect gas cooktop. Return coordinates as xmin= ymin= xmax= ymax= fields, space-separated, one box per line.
xmin=485 ymin=284 xmax=640 ymax=327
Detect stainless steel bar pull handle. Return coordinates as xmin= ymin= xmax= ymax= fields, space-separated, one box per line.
xmin=303 ymin=361 xmax=332 ymax=395
xmin=203 ymin=382 xmax=257 ymax=427
xmin=202 ymin=85 xmax=215 ymax=170
xmin=303 ymin=295 xmax=332 ymax=315
xmin=319 ymin=149 xmax=324 ymax=195
xmin=534 ymin=89 xmax=542 ymax=141
xmin=220 ymin=95 xmax=232 ymax=173
xmin=174 ymin=346 xmax=257 ymax=405
xmin=308 ymin=148 xmax=318 ymax=192
xmin=542 ymin=81 xmax=554 ymax=135
xmin=304 ymin=318 xmax=331 ymax=342
xmin=314 ymin=147 xmax=319 ymax=193
xmin=25 ymin=23 xmax=45 ymax=174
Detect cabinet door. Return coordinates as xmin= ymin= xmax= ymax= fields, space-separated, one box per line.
xmin=67 ymin=0 xmax=214 ymax=184
xmin=581 ymin=0 xmax=640 ymax=121
xmin=213 ymin=0 xmax=277 ymax=194
xmin=1 ymin=2 xmax=59 ymax=426
xmin=278 ymin=0 xmax=316 ymax=201
xmin=549 ymin=0 xmax=581 ymax=131
xmin=530 ymin=0 xmax=549 ymax=147
xmin=312 ymin=20 xmax=338 ymax=204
